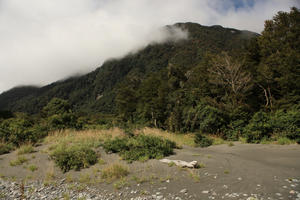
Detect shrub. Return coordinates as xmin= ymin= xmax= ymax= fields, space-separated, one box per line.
xmin=270 ymin=109 xmax=300 ymax=140
xmin=103 ymin=135 xmax=176 ymax=162
xmin=50 ymin=144 xmax=98 ymax=172
xmin=0 ymin=143 xmax=14 ymax=155
xmin=243 ymin=111 xmax=272 ymax=143
xmin=194 ymin=133 xmax=213 ymax=147
xmin=103 ymin=137 xmax=129 ymax=153
xmin=182 ymin=102 xmax=227 ymax=134
xmin=0 ymin=117 xmax=46 ymax=146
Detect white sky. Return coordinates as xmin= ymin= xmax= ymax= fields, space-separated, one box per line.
xmin=0 ymin=0 xmax=299 ymax=93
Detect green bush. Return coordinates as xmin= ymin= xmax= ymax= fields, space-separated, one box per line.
xmin=182 ymin=102 xmax=227 ymax=133
xmin=243 ymin=111 xmax=272 ymax=143
xmin=50 ymin=144 xmax=98 ymax=172
xmin=0 ymin=116 xmax=47 ymax=147
xmin=224 ymin=107 xmax=250 ymax=140
xmin=0 ymin=143 xmax=14 ymax=155
xmin=270 ymin=109 xmax=300 ymax=140
xmin=194 ymin=133 xmax=213 ymax=147
xmin=46 ymin=113 xmax=78 ymax=131
xmin=103 ymin=135 xmax=176 ymax=162
xmin=103 ymin=137 xmax=129 ymax=153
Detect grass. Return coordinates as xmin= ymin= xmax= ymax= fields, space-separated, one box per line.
xmin=224 ymin=170 xmax=230 ymax=174
xmin=113 ymin=178 xmax=129 ymax=190
xmin=28 ymin=165 xmax=38 ymax=172
xmin=0 ymin=142 xmax=14 ymax=155
xmin=101 ymin=163 xmax=129 ymax=181
xmin=17 ymin=144 xmax=35 ymax=155
xmin=258 ymin=137 xmax=295 ymax=145
xmin=168 ymin=162 xmax=175 ymax=167
xmin=276 ymin=137 xmax=295 ymax=145
xmin=10 ymin=156 xmax=28 ymax=166
xmin=196 ymin=163 xmax=205 ymax=168
xmin=188 ymin=170 xmax=200 ymax=182
xmin=239 ymin=137 xmax=247 ymax=144
xmin=45 ymin=128 xmax=124 ymax=148
xmin=228 ymin=142 xmax=234 ymax=147
xmin=98 ymin=158 xmax=106 ymax=165
xmin=79 ymin=173 xmax=91 ymax=184
xmin=136 ymin=128 xmax=195 ymax=147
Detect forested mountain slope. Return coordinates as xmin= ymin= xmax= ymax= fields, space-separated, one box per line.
xmin=0 ymin=22 xmax=257 ymax=114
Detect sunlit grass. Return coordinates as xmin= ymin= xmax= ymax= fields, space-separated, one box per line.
xmin=136 ymin=127 xmax=195 ymax=147
xmin=17 ymin=144 xmax=35 ymax=155
xmin=45 ymin=128 xmax=125 ymax=148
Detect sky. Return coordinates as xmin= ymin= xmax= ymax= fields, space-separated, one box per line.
xmin=0 ymin=0 xmax=299 ymax=94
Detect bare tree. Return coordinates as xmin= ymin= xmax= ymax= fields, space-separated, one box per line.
xmin=208 ymin=52 xmax=252 ymax=106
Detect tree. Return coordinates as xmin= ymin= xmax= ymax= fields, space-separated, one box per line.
xmin=42 ymin=98 xmax=71 ymax=117
xmin=42 ymin=98 xmax=77 ymax=130
xmin=208 ymin=52 xmax=252 ymax=107
xmin=256 ymin=7 xmax=300 ymax=109
xmin=115 ymin=86 xmax=137 ymax=123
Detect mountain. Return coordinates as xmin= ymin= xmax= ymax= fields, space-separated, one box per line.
xmin=0 ymin=22 xmax=258 ymax=114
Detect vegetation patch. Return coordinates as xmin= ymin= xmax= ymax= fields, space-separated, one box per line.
xmin=28 ymin=165 xmax=38 ymax=172
xmin=17 ymin=144 xmax=35 ymax=155
xmin=103 ymin=134 xmax=176 ymax=162
xmin=138 ymin=128 xmax=195 ymax=147
xmin=194 ymin=133 xmax=213 ymax=148
xmin=10 ymin=156 xmax=28 ymax=166
xmin=0 ymin=143 xmax=14 ymax=155
xmin=101 ymin=163 xmax=129 ymax=181
xmin=50 ymin=143 xmax=98 ymax=172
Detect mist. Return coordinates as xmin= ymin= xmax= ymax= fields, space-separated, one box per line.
xmin=0 ymin=0 xmax=299 ymax=93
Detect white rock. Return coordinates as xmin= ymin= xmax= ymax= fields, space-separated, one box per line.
xmin=180 ymin=189 xmax=187 ymax=193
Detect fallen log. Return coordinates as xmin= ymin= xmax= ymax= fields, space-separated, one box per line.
xmin=160 ymin=159 xmax=198 ymax=168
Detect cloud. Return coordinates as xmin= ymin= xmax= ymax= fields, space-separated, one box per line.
xmin=0 ymin=0 xmax=298 ymax=93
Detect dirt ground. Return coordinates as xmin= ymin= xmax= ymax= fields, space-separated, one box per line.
xmin=0 ymin=142 xmax=299 ymax=199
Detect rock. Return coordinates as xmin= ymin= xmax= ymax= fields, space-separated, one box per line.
xmin=202 ymin=190 xmax=209 ymax=194
xmin=247 ymin=197 xmax=258 ymax=200
xmin=180 ymin=189 xmax=187 ymax=193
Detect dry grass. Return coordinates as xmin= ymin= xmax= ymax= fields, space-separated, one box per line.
xmin=17 ymin=144 xmax=35 ymax=155
xmin=45 ymin=128 xmax=125 ymax=147
xmin=136 ymin=128 xmax=195 ymax=147
xmin=101 ymin=163 xmax=129 ymax=181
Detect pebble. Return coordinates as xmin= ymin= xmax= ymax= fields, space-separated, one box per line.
xmin=0 ymin=178 xmax=170 ymax=200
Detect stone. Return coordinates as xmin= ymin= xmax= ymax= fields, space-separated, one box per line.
xmin=180 ymin=189 xmax=187 ymax=193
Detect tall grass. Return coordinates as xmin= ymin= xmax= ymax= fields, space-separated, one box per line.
xmin=45 ymin=128 xmax=124 ymax=148
xmin=136 ymin=128 xmax=195 ymax=147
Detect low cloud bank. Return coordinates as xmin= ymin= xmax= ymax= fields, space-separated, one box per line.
xmin=0 ymin=0 xmax=298 ymax=93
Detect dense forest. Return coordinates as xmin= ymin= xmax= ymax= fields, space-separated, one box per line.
xmin=0 ymin=8 xmax=299 ymax=151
